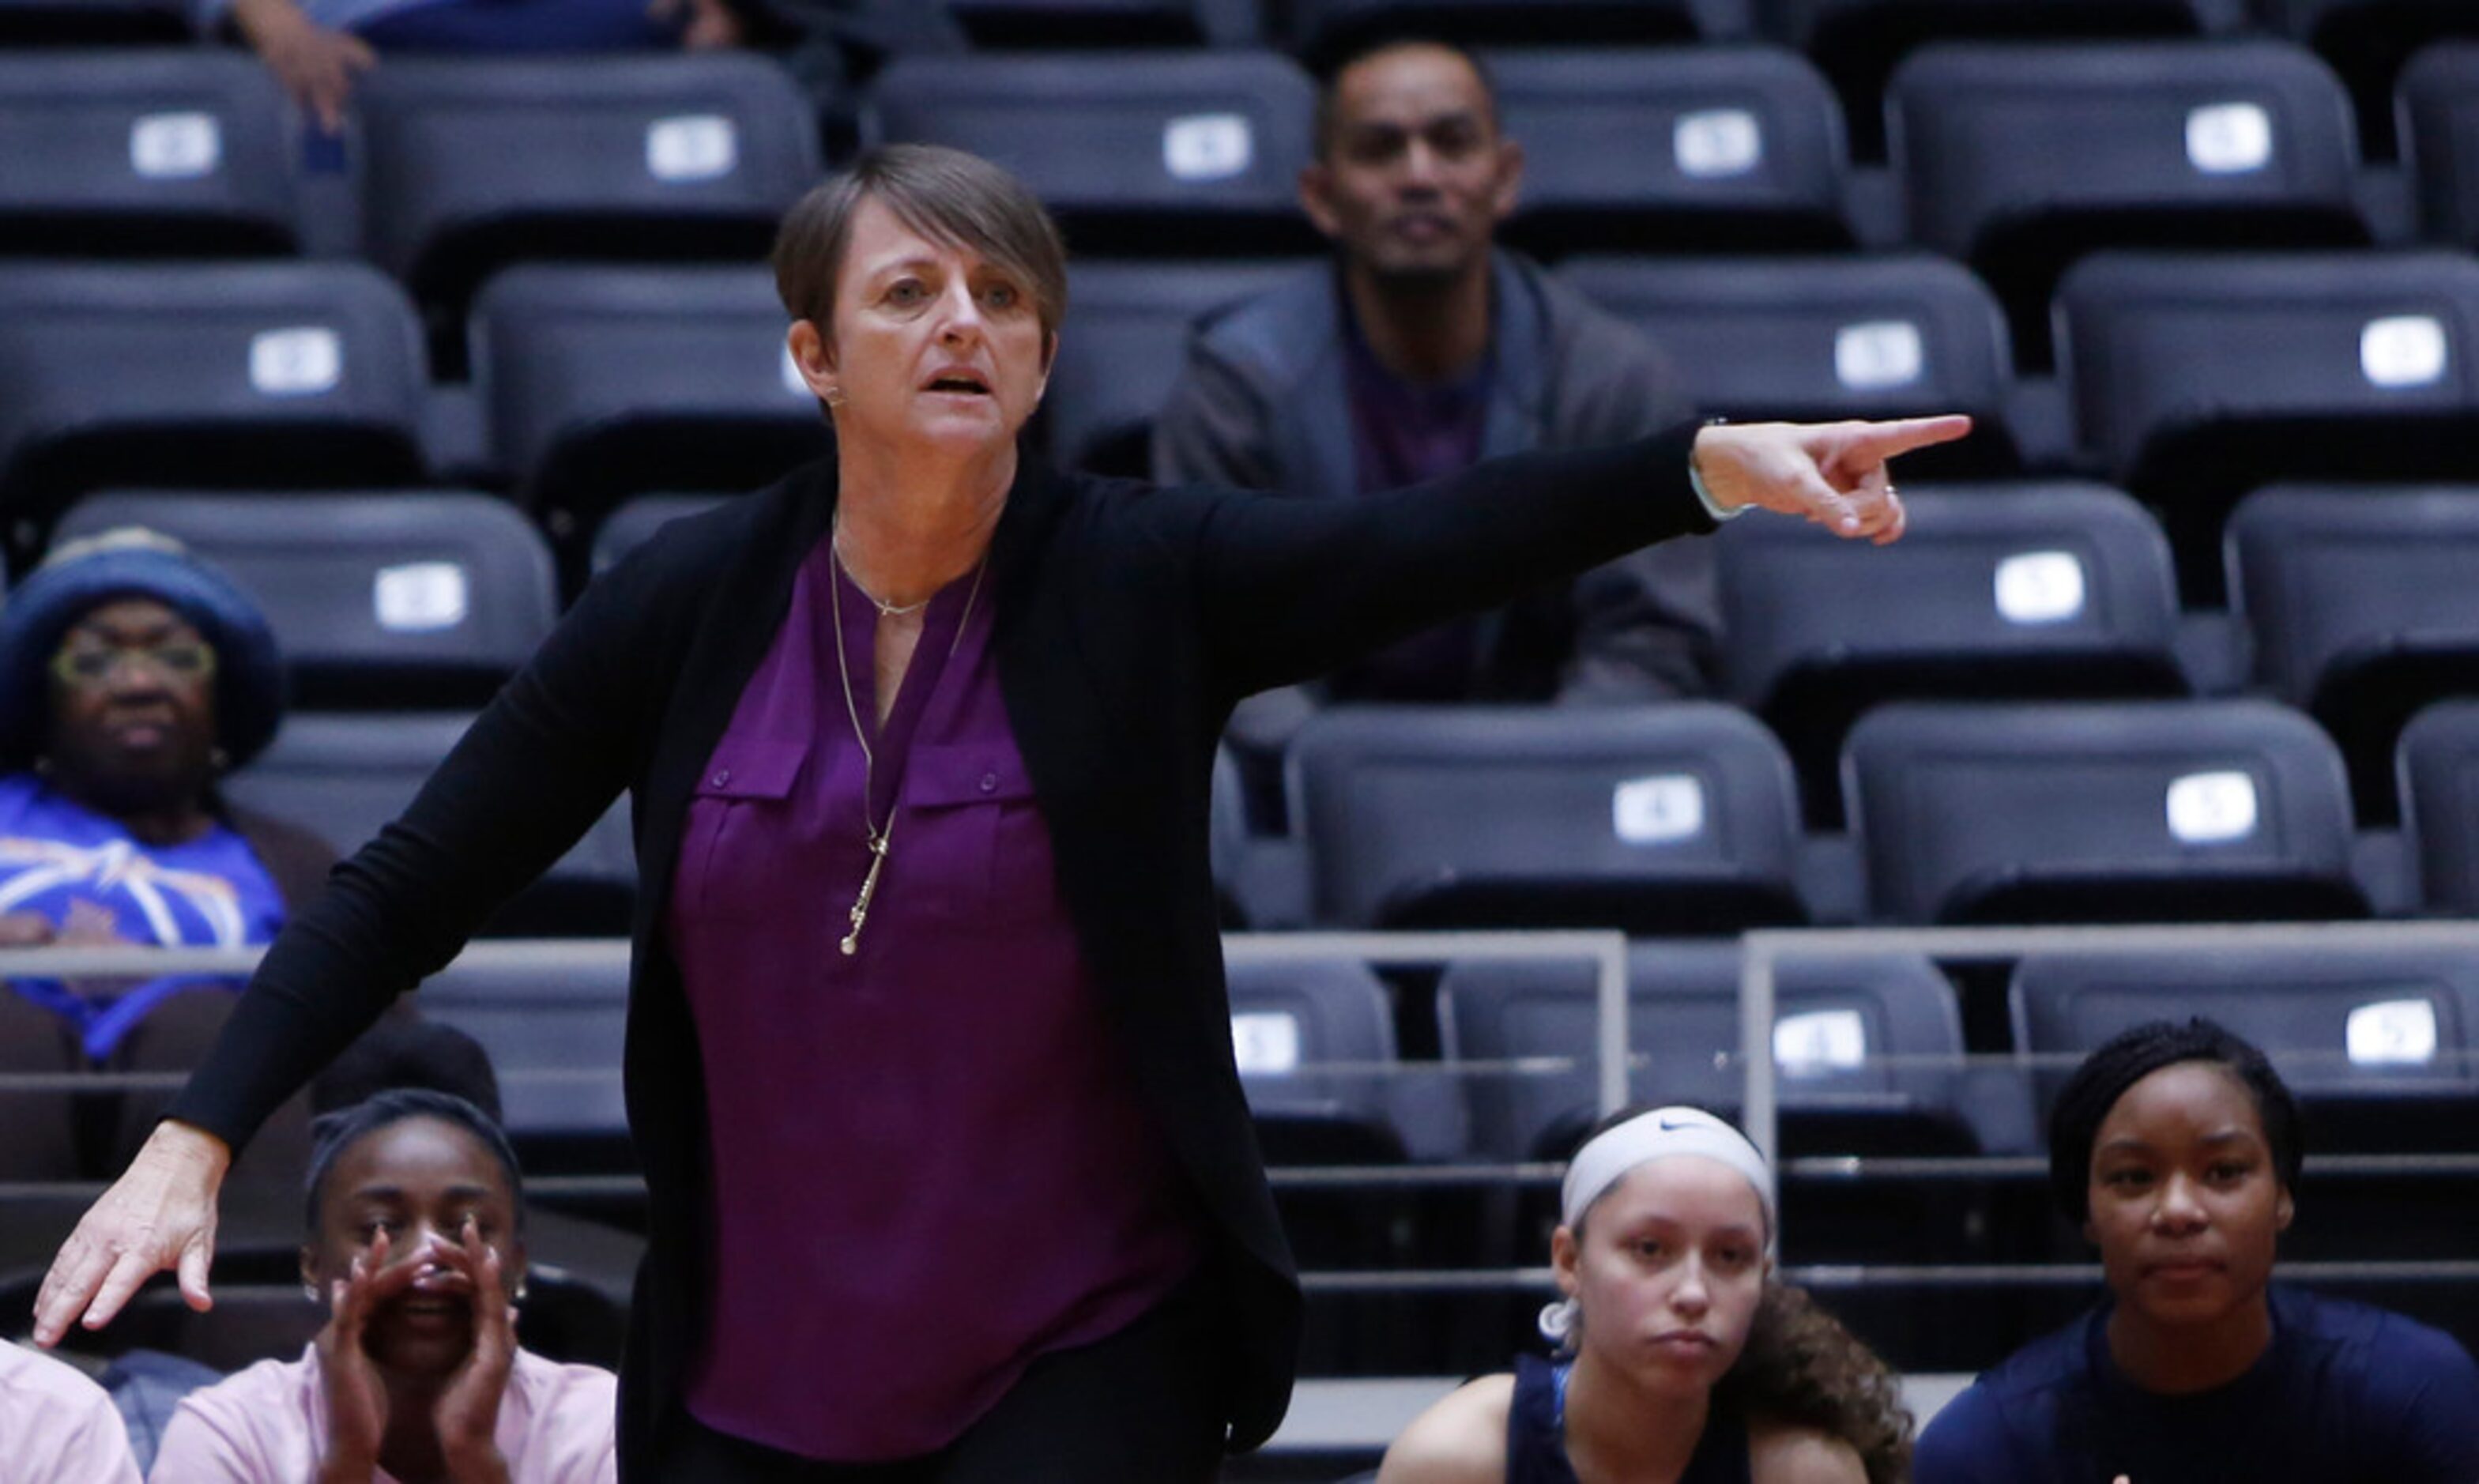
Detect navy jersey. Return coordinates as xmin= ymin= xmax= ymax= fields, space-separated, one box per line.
xmin=1916 ymin=1285 xmax=2479 ymax=1484
xmin=1508 ymin=1353 xmax=1753 ymax=1484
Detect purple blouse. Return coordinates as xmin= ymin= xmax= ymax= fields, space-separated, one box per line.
xmin=666 ymin=533 xmax=1203 ymax=1462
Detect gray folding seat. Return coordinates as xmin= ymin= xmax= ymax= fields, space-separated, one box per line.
xmin=2226 ymin=485 xmax=2479 ymax=822
xmin=1844 ymin=700 xmax=2365 ymax=925
xmin=1562 ymin=253 xmax=2016 ymax=472
xmin=357 ymin=55 xmax=818 ymax=364
xmin=866 ymin=50 xmax=1318 ymax=255
xmin=56 ymin=491 xmax=556 ymax=709
xmin=2054 ymin=249 xmax=2479 ymax=601
xmin=1288 ymin=704 xmax=1807 ymax=936
xmin=0 ymin=51 xmax=292 ymax=255
xmin=1893 ymin=40 xmax=2366 ymax=364
xmin=2398 ymin=700 xmax=2479 ymax=917
xmin=223 ymin=712 xmax=635 ymax=936
xmin=470 ymin=265 xmax=830 ymax=533
xmin=1050 ymin=259 xmax=1305 ymax=476
xmin=0 ymin=262 xmax=428 ymax=544
xmin=1720 ymin=484 xmax=2184 ymax=827
xmin=1490 ymin=47 xmax=1852 ymax=256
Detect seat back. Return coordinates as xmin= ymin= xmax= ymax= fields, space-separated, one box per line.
xmin=0 ymin=262 xmax=428 ymax=537
xmin=948 ymin=0 xmax=1259 ymax=46
xmin=55 ymin=491 xmax=556 ymax=708
xmin=1288 ymin=704 xmax=1804 ymax=934
xmin=1490 ymin=47 xmax=1851 ymax=255
xmin=0 ymin=51 xmax=292 ymax=255
xmin=470 ymin=265 xmax=830 ymax=525
xmin=1892 ymin=40 xmax=2364 ymax=361
xmin=1562 ymin=253 xmax=2014 ymax=470
xmin=865 ymin=51 xmax=1319 ymax=255
xmin=2398 ymin=699 xmax=2479 ymax=914
xmin=1777 ymin=0 xmax=2244 ymax=159
xmin=2289 ymin=2 xmax=2479 ymax=158
xmin=2012 ymin=946 xmax=2479 ymax=1141
xmin=2226 ymin=485 xmax=2479 ymax=821
xmin=1226 ymin=957 xmax=1408 ymax=1162
xmin=357 ymin=56 xmax=818 ymax=328
xmin=1437 ymin=941 xmax=1974 ymax=1161
xmin=1721 ymin=484 xmax=2184 ymax=823
xmin=1049 ymin=259 xmax=1309 ymax=476
xmin=417 ymin=958 xmax=631 ymax=1158
xmin=221 ymin=713 xmax=635 ymax=934
xmin=1844 ymin=700 xmax=2364 ymax=925
xmin=1288 ymin=0 xmax=1746 ymax=51
xmin=590 ymin=493 xmax=734 ymax=579
xmin=2054 ymin=249 xmax=2479 ymax=599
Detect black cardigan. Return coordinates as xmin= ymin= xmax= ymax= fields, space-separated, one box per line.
xmin=168 ymin=424 xmax=1709 ymax=1473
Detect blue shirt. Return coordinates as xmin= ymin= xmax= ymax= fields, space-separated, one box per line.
xmin=1508 ymin=1354 xmax=1751 ymax=1484
xmin=1916 ymin=1285 xmax=2479 ymax=1484
xmin=0 ymin=773 xmax=286 ymax=1060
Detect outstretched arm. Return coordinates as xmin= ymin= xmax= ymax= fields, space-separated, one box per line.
xmin=1189 ymin=415 xmax=1967 ymax=699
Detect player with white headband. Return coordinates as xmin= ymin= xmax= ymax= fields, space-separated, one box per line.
xmin=1378 ymin=1105 xmax=1908 ymax=1484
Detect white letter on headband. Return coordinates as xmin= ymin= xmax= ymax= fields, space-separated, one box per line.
xmin=1539 ymin=1106 xmax=1778 ymax=1348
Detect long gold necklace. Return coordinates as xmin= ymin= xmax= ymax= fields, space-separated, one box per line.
xmin=828 ymin=535 xmax=987 ymax=957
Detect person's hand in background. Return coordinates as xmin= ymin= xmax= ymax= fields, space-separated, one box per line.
xmin=232 ymin=0 xmax=375 ymax=134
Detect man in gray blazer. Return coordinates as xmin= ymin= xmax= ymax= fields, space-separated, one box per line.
xmin=1153 ymin=31 xmax=1716 ymax=733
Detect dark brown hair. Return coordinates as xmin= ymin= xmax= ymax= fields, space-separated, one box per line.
xmin=770 ymin=143 xmax=1068 ymax=345
xmin=1717 ymin=1282 xmax=1914 ymax=1484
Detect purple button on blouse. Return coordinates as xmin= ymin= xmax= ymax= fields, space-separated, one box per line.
xmin=666 ymin=533 xmax=1203 ymax=1462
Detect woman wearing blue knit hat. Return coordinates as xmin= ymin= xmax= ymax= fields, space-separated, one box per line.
xmin=0 ymin=527 xmax=333 ymax=1069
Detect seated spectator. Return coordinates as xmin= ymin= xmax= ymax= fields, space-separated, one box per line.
xmin=215 ymin=0 xmax=746 ymax=134
xmin=1378 ymin=1105 xmax=1907 ymax=1484
xmin=150 ymin=1088 xmax=618 ymax=1482
xmin=1153 ymin=32 xmax=1715 ymax=745
xmin=0 ymin=529 xmax=333 ymax=1067
xmin=1 ymin=1339 xmax=144 ymax=1484
xmin=1916 ymin=1018 xmax=2479 ymax=1483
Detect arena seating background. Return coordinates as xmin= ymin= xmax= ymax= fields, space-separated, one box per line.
xmin=6 ymin=2 xmax=2479 ymax=1476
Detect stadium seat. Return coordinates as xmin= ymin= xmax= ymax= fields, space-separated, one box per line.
xmin=948 ymin=0 xmax=1261 ymax=47
xmin=221 ymin=712 xmax=636 ymax=936
xmin=1559 ymin=253 xmax=2017 ymax=472
xmin=1287 ymin=704 xmax=1806 ymax=935
xmin=865 ymin=51 xmax=1319 ymax=255
xmin=55 ymin=491 xmax=558 ymax=709
xmin=0 ymin=52 xmax=292 ymax=256
xmin=1288 ymin=0 xmax=1747 ymax=53
xmin=1718 ymin=484 xmax=2185 ymax=827
xmin=1049 ymin=259 xmax=1306 ymax=475
xmin=417 ymin=955 xmax=631 ymax=1173
xmin=0 ymin=985 xmax=77 ymax=1182
xmin=2398 ymin=43 xmax=2479 ymax=246
xmin=0 ymin=0 xmax=186 ymax=43
xmin=2227 ymin=485 xmax=2479 ymax=823
xmin=355 ymin=56 xmax=818 ymax=363
xmin=1844 ymin=700 xmax=2368 ymax=925
xmin=2398 ymin=699 xmax=2479 ymax=916
xmin=2011 ymin=945 xmax=2479 ymax=1268
xmin=1487 ymin=47 xmax=1852 ymax=256
xmin=1776 ymin=0 xmax=2247 ymax=159
xmin=590 ymin=492 xmax=733 ymax=578
xmin=0 ymin=262 xmax=428 ymax=548
xmin=1891 ymin=41 xmax=2368 ymax=366
xmin=1438 ymin=940 xmax=1988 ymax=1162
xmin=1226 ymin=957 xmax=1407 ymax=1162
xmin=2053 ymin=250 xmax=2479 ymax=601
xmin=469 ymin=265 xmax=830 ymax=534
xmin=2013 ymin=945 xmax=2479 ymax=1145
xmin=2281 ymin=2 xmax=2479 ymax=158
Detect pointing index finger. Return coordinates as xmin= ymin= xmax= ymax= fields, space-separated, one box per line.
xmin=1843 ymin=413 xmax=1974 ymax=465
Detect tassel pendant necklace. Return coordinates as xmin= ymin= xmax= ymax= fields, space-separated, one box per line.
xmin=829 ymin=524 xmax=987 ymax=957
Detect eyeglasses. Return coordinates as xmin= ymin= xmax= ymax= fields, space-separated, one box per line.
xmin=50 ymin=639 xmax=217 ymax=689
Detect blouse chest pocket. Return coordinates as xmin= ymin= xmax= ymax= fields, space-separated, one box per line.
xmin=903 ymin=744 xmax=1061 ymax=929
xmin=681 ymin=739 xmax=809 ymax=922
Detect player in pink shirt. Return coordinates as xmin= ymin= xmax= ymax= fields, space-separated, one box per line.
xmin=1 ymin=1338 xmax=142 ymax=1483
xmin=149 ymin=1089 xmax=616 ymax=1483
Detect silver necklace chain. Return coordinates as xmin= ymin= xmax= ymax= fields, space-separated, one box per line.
xmin=828 ymin=534 xmax=988 ymax=956
xmin=831 ymin=528 xmax=934 ymax=617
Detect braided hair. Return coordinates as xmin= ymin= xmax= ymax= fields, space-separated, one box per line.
xmin=303 ymin=1088 xmax=526 ymax=1237
xmin=2046 ymin=1017 xmax=2304 ymax=1225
